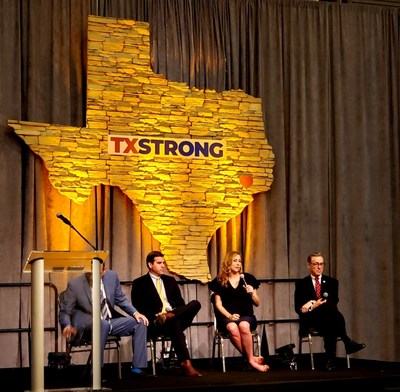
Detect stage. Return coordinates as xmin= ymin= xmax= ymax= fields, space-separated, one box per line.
xmin=3 ymin=355 xmax=400 ymax=392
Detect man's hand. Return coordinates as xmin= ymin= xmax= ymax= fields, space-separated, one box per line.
xmin=301 ymin=298 xmax=327 ymax=313
xmin=134 ymin=312 xmax=149 ymax=326
xmin=314 ymin=297 xmax=327 ymax=308
xmin=62 ymin=325 xmax=77 ymax=342
xmin=301 ymin=300 xmax=315 ymax=313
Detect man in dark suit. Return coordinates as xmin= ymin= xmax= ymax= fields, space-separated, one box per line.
xmin=131 ymin=250 xmax=202 ymax=377
xmin=294 ymin=251 xmax=365 ymax=370
xmin=59 ymin=262 xmax=149 ymax=376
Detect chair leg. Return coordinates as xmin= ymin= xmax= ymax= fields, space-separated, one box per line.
xmin=220 ymin=338 xmax=226 ymax=373
xmin=212 ymin=337 xmax=221 ymax=371
xmin=212 ymin=335 xmax=229 ymax=372
xmin=298 ymin=337 xmax=302 ymax=355
xmin=346 ymin=353 xmax=350 ymax=369
xmin=81 ymin=350 xmax=92 ymax=379
xmin=116 ymin=344 xmax=121 ymax=380
xmin=160 ymin=338 xmax=172 ymax=369
xmin=255 ymin=335 xmax=261 ymax=357
xmin=148 ymin=340 xmax=156 ymax=376
xmin=301 ymin=334 xmax=351 ymax=370
xmin=212 ymin=338 xmax=216 ymax=363
xmin=307 ymin=333 xmax=315 ymax=370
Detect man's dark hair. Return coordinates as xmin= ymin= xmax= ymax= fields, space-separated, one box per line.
xmin=146 ymin=250 xmax=164 ymax=267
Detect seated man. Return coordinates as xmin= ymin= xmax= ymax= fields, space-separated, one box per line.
xmin=131 ymin=250 xmax=202 ymax=377
xmin=294 ymin=251 xmax=366 ymax=370
xmin=59 ymin=262 xmax=149 ymax=376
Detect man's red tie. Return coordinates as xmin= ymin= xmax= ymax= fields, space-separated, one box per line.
xmin=315 ymin=277 xmax=321 ymax=299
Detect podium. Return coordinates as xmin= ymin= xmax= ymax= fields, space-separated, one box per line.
xmin=23 ymin=250 xmax=109 ymax=392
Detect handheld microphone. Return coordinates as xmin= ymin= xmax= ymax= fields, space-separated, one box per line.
xmin=240 ymin=273 xmax=252 ymax=295
xmin=322 ymin=292 xmax=328 ymax=299
xmin=56 ymin=213 xmax=72 ymax=226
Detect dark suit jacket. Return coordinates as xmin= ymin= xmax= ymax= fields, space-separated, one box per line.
xmin=294 ymin=272 xmax=352 ymax=356
xmin=130 ymin=273 xmax=185 ymax=321
xmin=294 ymin=274 xmax=342 ymax=338
xmin=294 ymin=274 xmax=339 ymax=315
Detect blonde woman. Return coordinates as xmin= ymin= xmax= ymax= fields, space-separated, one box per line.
xmin=209 ymin=251 xmax=269 ymax=372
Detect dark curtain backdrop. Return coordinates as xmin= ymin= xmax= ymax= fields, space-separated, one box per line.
xmin=0 ymin=0 xmax=399 ymax=367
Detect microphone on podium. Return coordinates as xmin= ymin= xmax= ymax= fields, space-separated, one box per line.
xmin=56 ymin=213 xmax=72 ymax=226
xmin=56 ymin=212 xmax=97 ymax=251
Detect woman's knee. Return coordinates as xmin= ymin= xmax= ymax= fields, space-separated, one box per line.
xmin=226 ymin=324 xmax=239 ymax=335
xmin=238 ymin=321 xmax=251 ymax=331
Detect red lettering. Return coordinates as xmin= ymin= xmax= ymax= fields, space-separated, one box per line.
xmin=124 ymin=137 xmax=138 ymax=153
xmin=109 ymin=136 xmax=124 ymax=153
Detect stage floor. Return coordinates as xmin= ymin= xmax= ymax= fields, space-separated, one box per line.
xmin=4 ymin=355 xmax=400 ymax=392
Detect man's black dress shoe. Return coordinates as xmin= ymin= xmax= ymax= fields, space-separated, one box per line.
xmin=325 ymin=358 xmax=336 ymax=371
xmin=345 ymin=340 xmax=366 ymax=354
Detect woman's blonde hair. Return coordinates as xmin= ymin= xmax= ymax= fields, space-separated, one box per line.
xmin=217 ymin=251 xmax=243 ymax=288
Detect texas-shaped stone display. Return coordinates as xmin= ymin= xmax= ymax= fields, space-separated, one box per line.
xmin=8 ymin=16 xmax=274 ymax=282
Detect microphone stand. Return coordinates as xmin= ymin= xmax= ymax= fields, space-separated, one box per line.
xmin=69 ymin=223 xmax=97 ymax=251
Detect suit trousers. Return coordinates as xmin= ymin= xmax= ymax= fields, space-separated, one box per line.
xmin=104 ymin=317 xmax=148 ymax=368
xmin=300 ymin=305 xmax=349 ymax=357
xmin=149 ymin=299 xmax=201 ymax=362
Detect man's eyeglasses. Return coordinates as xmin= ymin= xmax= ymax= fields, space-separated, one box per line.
xmin=310 ymin=262 xmax=325 ymax=267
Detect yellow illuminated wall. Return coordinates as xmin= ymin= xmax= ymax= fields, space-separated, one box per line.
xmin=8 ymin=16 xmax=274 ymax=282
